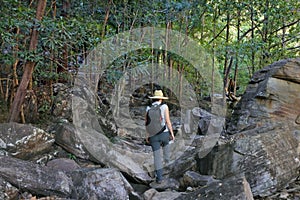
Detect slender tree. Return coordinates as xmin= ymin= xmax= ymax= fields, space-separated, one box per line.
xmin=9 ymin=0 xmax=47 ymax=122
xmin=250 ymin=1 xmax=255 ymax=75
xmin=234 ymin=6 xmax=241 ymax=96
xmin=223 ymin=1 xmax=231 ymax=95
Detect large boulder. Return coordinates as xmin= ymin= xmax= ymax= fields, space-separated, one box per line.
xmin=0 ymin=155 xmax=136 ymax=199
xmin=176 ymin=175 xmax=254 ymax=200
xmin=51 ymin=122 xmax=92 ymax=160
xmin=69 ymin=168 xmax=134 ymax=200
xmin=0 ymin=156 xmax=73 ymax=197
xmin=71 ymin=76 xmax=153 ymax=183
xmin=0 ymin=122 xmax=55 ymax=160
xmin=199 ymin=59 xmax=300 ymax=197
xmin=227 ymin=58 xmax=300 ymax=134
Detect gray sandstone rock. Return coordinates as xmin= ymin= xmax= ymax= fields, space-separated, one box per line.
xmin=0 ymin=156 xmax=73 ymax=197
xmin=176 ymin=175 xmax=253 ymax=200
xmin=182 ymin=171 xmax=218 ymax=188
xmin=149 ymin=178 xmax=180 ymax=191
xmin=199 ymin=58 xmax=300 ymax=197
xmin=51 ymin=122 xmax=91 ymax=160
xmin=46 ymin=158 xmax=81 ymax=172
xmin=227 ymin=58 xmax=300 ymax=134
xmin=69 ymin=167 xmax=133 ymax=200
xmin=0 ymin=122 xmax=55 ymax=160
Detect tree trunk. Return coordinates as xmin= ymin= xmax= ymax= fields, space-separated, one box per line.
xmin=151 ymin=27 xmax=155 ymax=92
xmin=178 ymin=63 xmax=184 ymax=104
xmin=94 ymin=0 xmax=112 ymax=94
xmin=234 ymin=9 xmax=241 ymax=96
xmin=251 ymin=3 xmax=255 ymax=75
xmin=10 ymin=27 xmax=20 ymax=106
xmin=223 ymin=10 xmax=230 ymax=95
xmin=281 ymin=17 xmax=286 ymax=55
xmin=168 ymin=22 xmax=173 ymax=84
xmin=212 ymin=7 xmax=217 ymax=105
xmin=49 ymin=0 xmax=57 ymax=105
xmin=261 ymin=0 xmax=270 ymax=67
xmin=59 ymin=0 xmax=70 ymax=77
xmin=8 ymin=0 xmax=47 ymax=122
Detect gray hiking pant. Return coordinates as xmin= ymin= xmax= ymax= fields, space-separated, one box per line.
xmin=149 ymin=131 xmax=170 ymax=182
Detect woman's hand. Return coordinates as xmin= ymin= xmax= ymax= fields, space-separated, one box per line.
xmin=169 ymin=133 xmax=175 ymax=141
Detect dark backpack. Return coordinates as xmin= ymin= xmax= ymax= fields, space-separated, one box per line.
xmin=145 ymin=104 xmax=166 ymax=137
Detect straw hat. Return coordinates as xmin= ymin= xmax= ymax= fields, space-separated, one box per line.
xmin=149 ymin=90 xmax=169 ymax=99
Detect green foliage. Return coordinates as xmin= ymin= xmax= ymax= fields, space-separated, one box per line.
xmin=68 ymin=153 xmax=77 ymax=160
xmin=0 ymin=0 xmax=299 ymax=122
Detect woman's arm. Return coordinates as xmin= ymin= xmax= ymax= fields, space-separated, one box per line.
xmin=145 ymin=112 xmax=150 ymax=143
xmin=165 ymin=106 xmax=175 ymax=140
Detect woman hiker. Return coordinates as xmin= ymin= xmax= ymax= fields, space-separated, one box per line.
xmin=145 ymin=90 xmax=175 ymax=184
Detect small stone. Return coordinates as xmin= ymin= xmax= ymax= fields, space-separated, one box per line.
xmin=295 ymin=114 xmax=300 ymax=124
